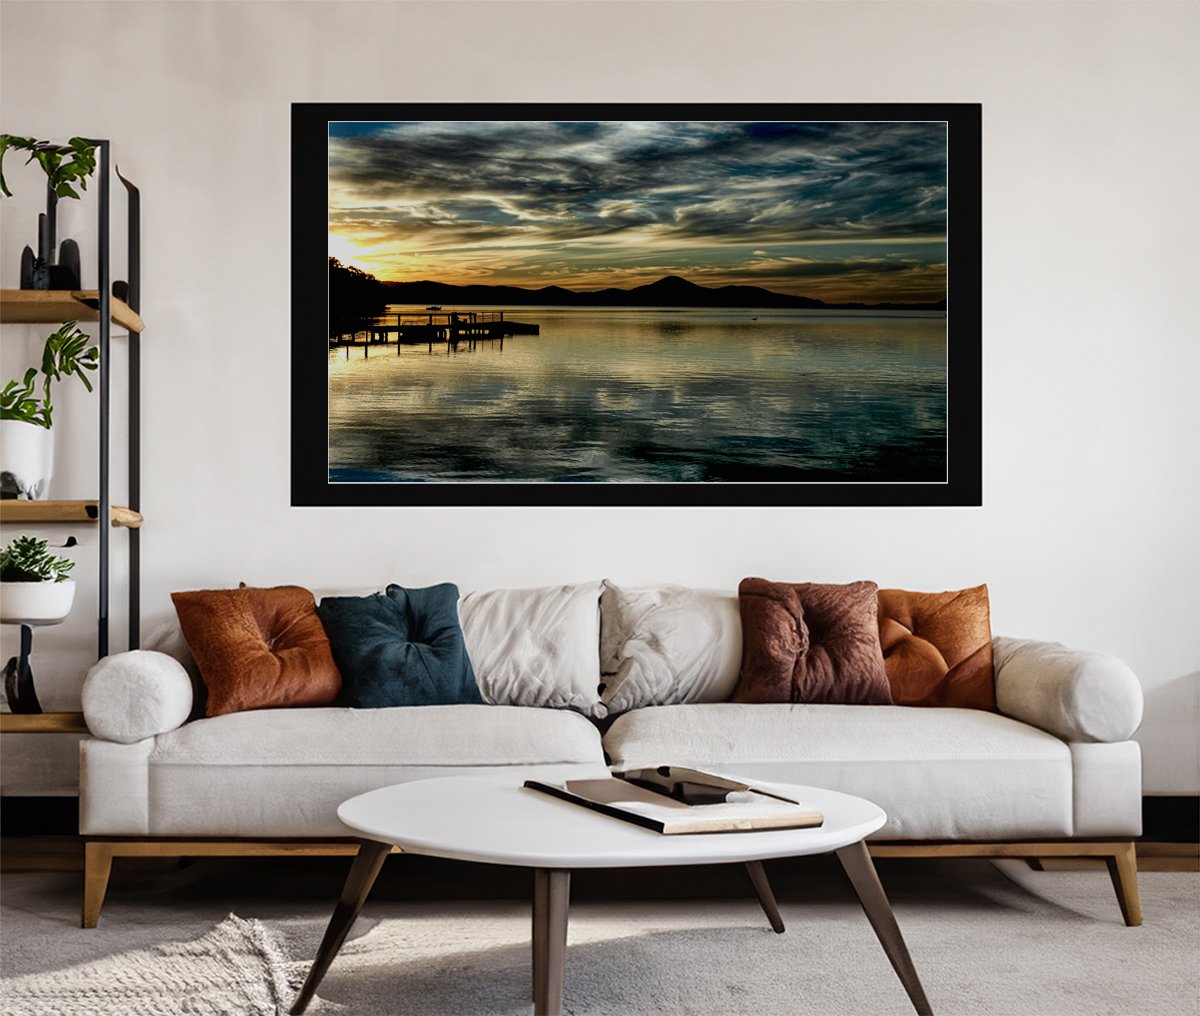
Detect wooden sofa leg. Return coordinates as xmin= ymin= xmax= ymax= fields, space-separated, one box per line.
xmin=82 ymin=842 xmax=114 ymax=929
xmin=1106 ymin=842 xmax=1142 ymax=927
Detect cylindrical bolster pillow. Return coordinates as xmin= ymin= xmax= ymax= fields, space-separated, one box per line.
xmin=82 ymin=650 xmax=194 ymax=744
xmin=994 ymin=636 xmax=1143 ymax=743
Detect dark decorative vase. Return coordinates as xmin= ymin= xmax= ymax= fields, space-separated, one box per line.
xmin=3 ymin=625 xmax=42 ymax=714
xmin=18 ymin=181 xmax=81 ymax=291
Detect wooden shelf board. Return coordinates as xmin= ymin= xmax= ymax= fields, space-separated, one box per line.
xmin=0 ymin=712 xmax=88 ymax=734
xmin=0 ymin=500 xmax=142 ymax=529
xmin=0 ymin=290 xmax=144 ymax=333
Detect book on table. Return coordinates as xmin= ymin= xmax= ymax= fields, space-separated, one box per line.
xmin=523 ymin=765 xmax=824 ymax=835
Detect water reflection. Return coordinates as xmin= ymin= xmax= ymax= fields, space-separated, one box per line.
xmin=329 ymin=307 xmax=946 ymax=483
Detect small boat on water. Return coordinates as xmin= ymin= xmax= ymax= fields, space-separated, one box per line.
xmin=426 ymin=305 xmax=442 ymax=311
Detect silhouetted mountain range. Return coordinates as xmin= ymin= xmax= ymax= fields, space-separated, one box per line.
xmin=382 ymin=275 xmax=946 ymax=311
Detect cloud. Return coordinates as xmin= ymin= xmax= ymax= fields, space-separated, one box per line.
xmin=327 ymin=119 xmax=948 ymax=299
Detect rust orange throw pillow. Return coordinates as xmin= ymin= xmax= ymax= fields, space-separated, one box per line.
xmin=876 ymin=584 xmax=995 ymax=709
xmin=734 ymin=578 xmax=892 ymax=705
xmin=171 ymin=585 xmax=342 ymax=717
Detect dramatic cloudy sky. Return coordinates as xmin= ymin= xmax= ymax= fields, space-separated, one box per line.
xmin=328 ymin=120 xmax=947 ymax=302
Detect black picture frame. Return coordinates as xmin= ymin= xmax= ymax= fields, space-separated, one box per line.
xmin=292 ymin=102 xmax=981 ymax=508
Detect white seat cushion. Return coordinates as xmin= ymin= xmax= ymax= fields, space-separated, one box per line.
xmin=83 ymin=705 xmax=608 ymax=837
xmin=603 ymin=704 xmax=1074 ymax=839
xmin=151 ymin=704 xmax=602 ymax=767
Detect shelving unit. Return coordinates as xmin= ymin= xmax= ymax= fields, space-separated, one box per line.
xmin=0 ymin=140 xmax=142 ymax=675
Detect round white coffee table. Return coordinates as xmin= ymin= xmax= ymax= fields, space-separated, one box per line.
xmin=291 ymin=776 xmax=932 ymax=1016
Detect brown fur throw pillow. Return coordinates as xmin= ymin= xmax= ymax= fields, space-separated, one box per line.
xmin=876 ymin=584 xmax=995 ymax=709
xmin=171 ymin=585 xmax=342 ymax=717
xmin=734 ymin=578 xmax=892 ymax=704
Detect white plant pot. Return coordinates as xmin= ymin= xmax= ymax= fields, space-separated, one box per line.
xmin=0 ymin=419 xmax=54 ymax=500
xmin=0 ymin=579 xmax=75 ymax=626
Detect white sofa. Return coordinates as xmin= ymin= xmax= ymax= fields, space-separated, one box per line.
xmin=76 ymin=585 xmax=1145 ymax=929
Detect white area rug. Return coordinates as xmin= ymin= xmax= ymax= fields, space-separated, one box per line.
xmin=1 ymin=861 xmax=1197 ymax=1015
xmin=1 ymin=914 xmax=300 ymax=1016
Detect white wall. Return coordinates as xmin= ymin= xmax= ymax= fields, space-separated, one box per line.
xmin=1 ymin=0 xmax=1196 ymax=793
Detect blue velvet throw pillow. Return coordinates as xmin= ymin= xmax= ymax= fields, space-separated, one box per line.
xmin=316 ymin=583 xmax=482 ymax=708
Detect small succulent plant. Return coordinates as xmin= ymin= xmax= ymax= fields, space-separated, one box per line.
xmin=0 ymin=535 xmax=75 ymax=583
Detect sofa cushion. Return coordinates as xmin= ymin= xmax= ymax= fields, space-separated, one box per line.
xmin=80 ymin=706 xmax=609 ymax=837
xmin=600 ymin=581 xmax=741 ymax=715
xmin=459 ymin=581 xmax=604 ymax=716
xmin=82 ymin=650 xmax=193 ymax=744
xmin=317 ymin=583 xmax=481 ymax=708
xmin=603 ymin=703 xmax=1074 ymax=839
xmin=171 ymin=585 xmax=341 ymax=717
xmin=151 ymin=704 xmax=602 ymax=767
xmin=877 ymin=584 xmax=995 ymax=709
xmin=994 ymin=636 xmax=1144 ymax=742
xmin=734 ymin=578 xmax=892 ymax=705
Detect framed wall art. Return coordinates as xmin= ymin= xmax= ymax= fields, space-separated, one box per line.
xmin=292 ymin=102 xmax=981 ymax=507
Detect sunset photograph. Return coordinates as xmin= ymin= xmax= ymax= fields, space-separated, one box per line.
xmin=321 ymin=117 xmax=952 ymax=487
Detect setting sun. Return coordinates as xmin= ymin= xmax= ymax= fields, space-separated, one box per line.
xmin=327 ymin=234 xmax=373 ymax=273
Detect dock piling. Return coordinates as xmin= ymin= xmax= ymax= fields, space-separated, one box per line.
xmin=330 ymin=310 xmax=538 ymax=354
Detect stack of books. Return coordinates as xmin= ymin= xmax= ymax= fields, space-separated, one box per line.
xmin=524 ymin=765 xmax=823 ymax=835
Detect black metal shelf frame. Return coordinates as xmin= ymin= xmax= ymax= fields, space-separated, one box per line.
xmin=92 ymin=139 xmax=141 ymax=656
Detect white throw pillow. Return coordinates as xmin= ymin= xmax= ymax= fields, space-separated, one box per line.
xmin=82 ymin=650 xmax=194 ymax=743
xmin=600 ymin=580 xmax=742 ymax=715
xmin=459 ymin=581 xmax=604 ymax=716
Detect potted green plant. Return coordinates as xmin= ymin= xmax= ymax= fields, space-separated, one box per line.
xmin=1 ymin=535 xmax=77 ymax=713
xmin=0 ymin=534 xmax=76 ymax=624
xmin=0 ymin=321 xmax=98 ymax=499
xmin=0 ymin=134 xmax=96 ymax=289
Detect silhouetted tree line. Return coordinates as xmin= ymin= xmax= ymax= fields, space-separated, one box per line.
xmin=329 ymin=257 xmax=386 ymax=339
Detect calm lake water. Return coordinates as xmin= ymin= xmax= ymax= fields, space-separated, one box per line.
xmin=328 ymin=306 xmax=946 ymax=483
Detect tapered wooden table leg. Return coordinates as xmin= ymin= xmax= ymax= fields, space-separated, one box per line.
xmin=744 ymin=860 xmax=785 ymax=933
xmin=531 ymin=869 xmax=570 ymax=1016
xmin=836 ymin=840 xmax=933 ymax=1016
xmin=290 ymin=840 xmax=392 ymax=1015
xmin=532 ymin=869 xmax=549 ymax=1001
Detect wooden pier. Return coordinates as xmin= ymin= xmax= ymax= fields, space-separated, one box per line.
xmin=330 ymin=310 xmax=539 ymax=353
